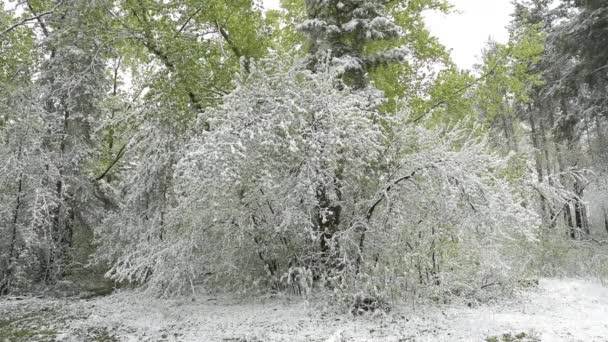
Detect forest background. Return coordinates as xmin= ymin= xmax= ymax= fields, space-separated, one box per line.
xmin=1 ymin=0 xmax=607 ymax=311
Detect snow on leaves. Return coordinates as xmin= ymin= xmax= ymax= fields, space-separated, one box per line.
xmin=97 ymin=58 xmax=539 ymax=297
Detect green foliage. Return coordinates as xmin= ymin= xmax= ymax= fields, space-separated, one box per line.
xmin=280 ymin=0 xmax=449 ymax=101
xmin=0 ymin=13 xmax=34 ymax=83
xmin=265 ymin=0 xmax=308 ymax=57
xmin=485 ymin=330 xmax=541 ymax=342
xmin=412 ymin=66 xmax=476 ymax=128
xmin=0 ymin=5 xmax=36 ymax=129
xmin=471 ymin=15 xmax=545 ymax=151
xmin=111 ymin=0 xmax=271 ymax=125
xmin=0 ymin=316 xmax=57 ymax=342
xmin=370 ymin=0 xmax=451 ymax=112
xmin=531 ymin=224 xmax=608 ymax=281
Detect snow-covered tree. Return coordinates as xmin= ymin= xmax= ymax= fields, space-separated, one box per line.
xmin=0 ymin=86 xmax=49 ymax=294
xmin=298 ymin=0 xmax=411 ymax=88
xmin=0 ymin=0 xmax=113 ymax=293
xmin=97 ymin=57 xmax=540 ymax=299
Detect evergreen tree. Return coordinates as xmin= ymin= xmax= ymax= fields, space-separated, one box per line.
xmin=298 ymin=0 xmax=410 ymax=88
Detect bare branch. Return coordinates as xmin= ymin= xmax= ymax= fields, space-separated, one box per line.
xmin=176 ymin=6 xmax=204 ymax=36
xmin=214 ymin=20 xmax=242 ymax=58
xmin=365 ymin=165 xmax=434 ymax=221
xmin=1 ymin=6 xmax=54 ymax=37
xmin=572 ymin=227 xmax=608 ymax=245
xmin=95 ymin=142 xmax=129 ymax=182
xmin=25 ymin=0 xmax=60 ymax=37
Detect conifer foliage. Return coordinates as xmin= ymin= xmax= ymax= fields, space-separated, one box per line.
xmin=298 ymin=0 xmax=409 ymax=88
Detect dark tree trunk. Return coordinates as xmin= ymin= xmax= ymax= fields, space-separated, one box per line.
xmin=46 ymin=108 xmax=75 ymax=283
xmin=596 ymin=115 xmax=607 ymax=168
xmin=574 ymin=199 xmax=584 ymax=238
xmin=539 ymin=119 xmax=556 ymax=224
xmin=573 ymin=180 xmax=589 ymax=237
xmin=0 ymin=175 xmax=23 ymax=295
xmin=565 ymin=202 xmax=576 ymax=239
xmin=316 ymin=187 xmax=342 ymax=263
xmin=529 ymin=109 xmax=548 ymax=223
xmin=603 ymin=207 xmax=608 ymax=234
xmin=430 ymin=226 xmax=440 ymax=286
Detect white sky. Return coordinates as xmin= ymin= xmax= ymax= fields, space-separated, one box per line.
xmin=261 ymin=0 xmax=514 ymax=70
xmin=424 ymin=0 xmax=513 ymax=69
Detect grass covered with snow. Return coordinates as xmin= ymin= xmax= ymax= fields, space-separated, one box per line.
xmin=1 ymin=278 xmax=607 ymax=341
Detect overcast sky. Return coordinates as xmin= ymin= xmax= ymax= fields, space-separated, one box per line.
xmin=262 ymin=0 xmax=514 ymax=70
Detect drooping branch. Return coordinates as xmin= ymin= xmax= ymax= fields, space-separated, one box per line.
xmin=571 ymin=226 xmax=608 ymax=245
xmin=365 ymin=165 xmax=434 ymax=221
xmin=355 ymin=164 xmax=435 ymax=273
xmin=95 ymin=142 xmax=128 ymax=182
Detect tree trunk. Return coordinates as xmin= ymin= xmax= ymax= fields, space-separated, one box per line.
xmin=596 ymin=115 xmax=607 ymax=166
xmin=603 ymin=207 xmax=608 ymax=234
xmin=501 ymin=111 xmax=518 ymax=152
xmin=565 ymin=202 xmax=576 ymax=239
xmin=554 ymin=99 xmax=576 ymax=237
xmin=528 ymin=109 xmax=548 ymax=223
xmin=0 ymin=174 xmax=23 ymax=295
xmin=538 ymin=118 xmax=557 ymax=224
xmin=573 ymin=200 xmax=583 ymax=237
xmin=316 ymin=187 xmax=342 ymax=265
xmin=48 ymin=108 xmax=71 ymax=283
xmin=573 ymin=180 xmax=589 ymax=237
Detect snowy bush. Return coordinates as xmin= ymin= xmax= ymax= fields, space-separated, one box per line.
xmin=96 ymin=57 xmax=541 ymax=302
xmin=0 ymin=87 xmax=57 ymax=293
xmin=330 ymin=126 xmax=541 ymax=304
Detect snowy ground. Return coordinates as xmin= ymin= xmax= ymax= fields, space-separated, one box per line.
xmin=1 ymin=278 xmax=607 ymax=341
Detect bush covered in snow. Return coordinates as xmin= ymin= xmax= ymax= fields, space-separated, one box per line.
xmin=95 ymin=58 xmax=542 ymax=304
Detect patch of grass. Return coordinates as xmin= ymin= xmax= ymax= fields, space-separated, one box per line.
xmin=0 ymin=319 xmax=56 ymax=342
xmin=221 ymin=338 xmax=265 ymax=342
xmin=87 ymin=327 xmax=120 ymax=342
xmin=485 ymin=330 xmax=541 ymax=342
xmin=0 ymin=308 xmax=59 ymax=342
